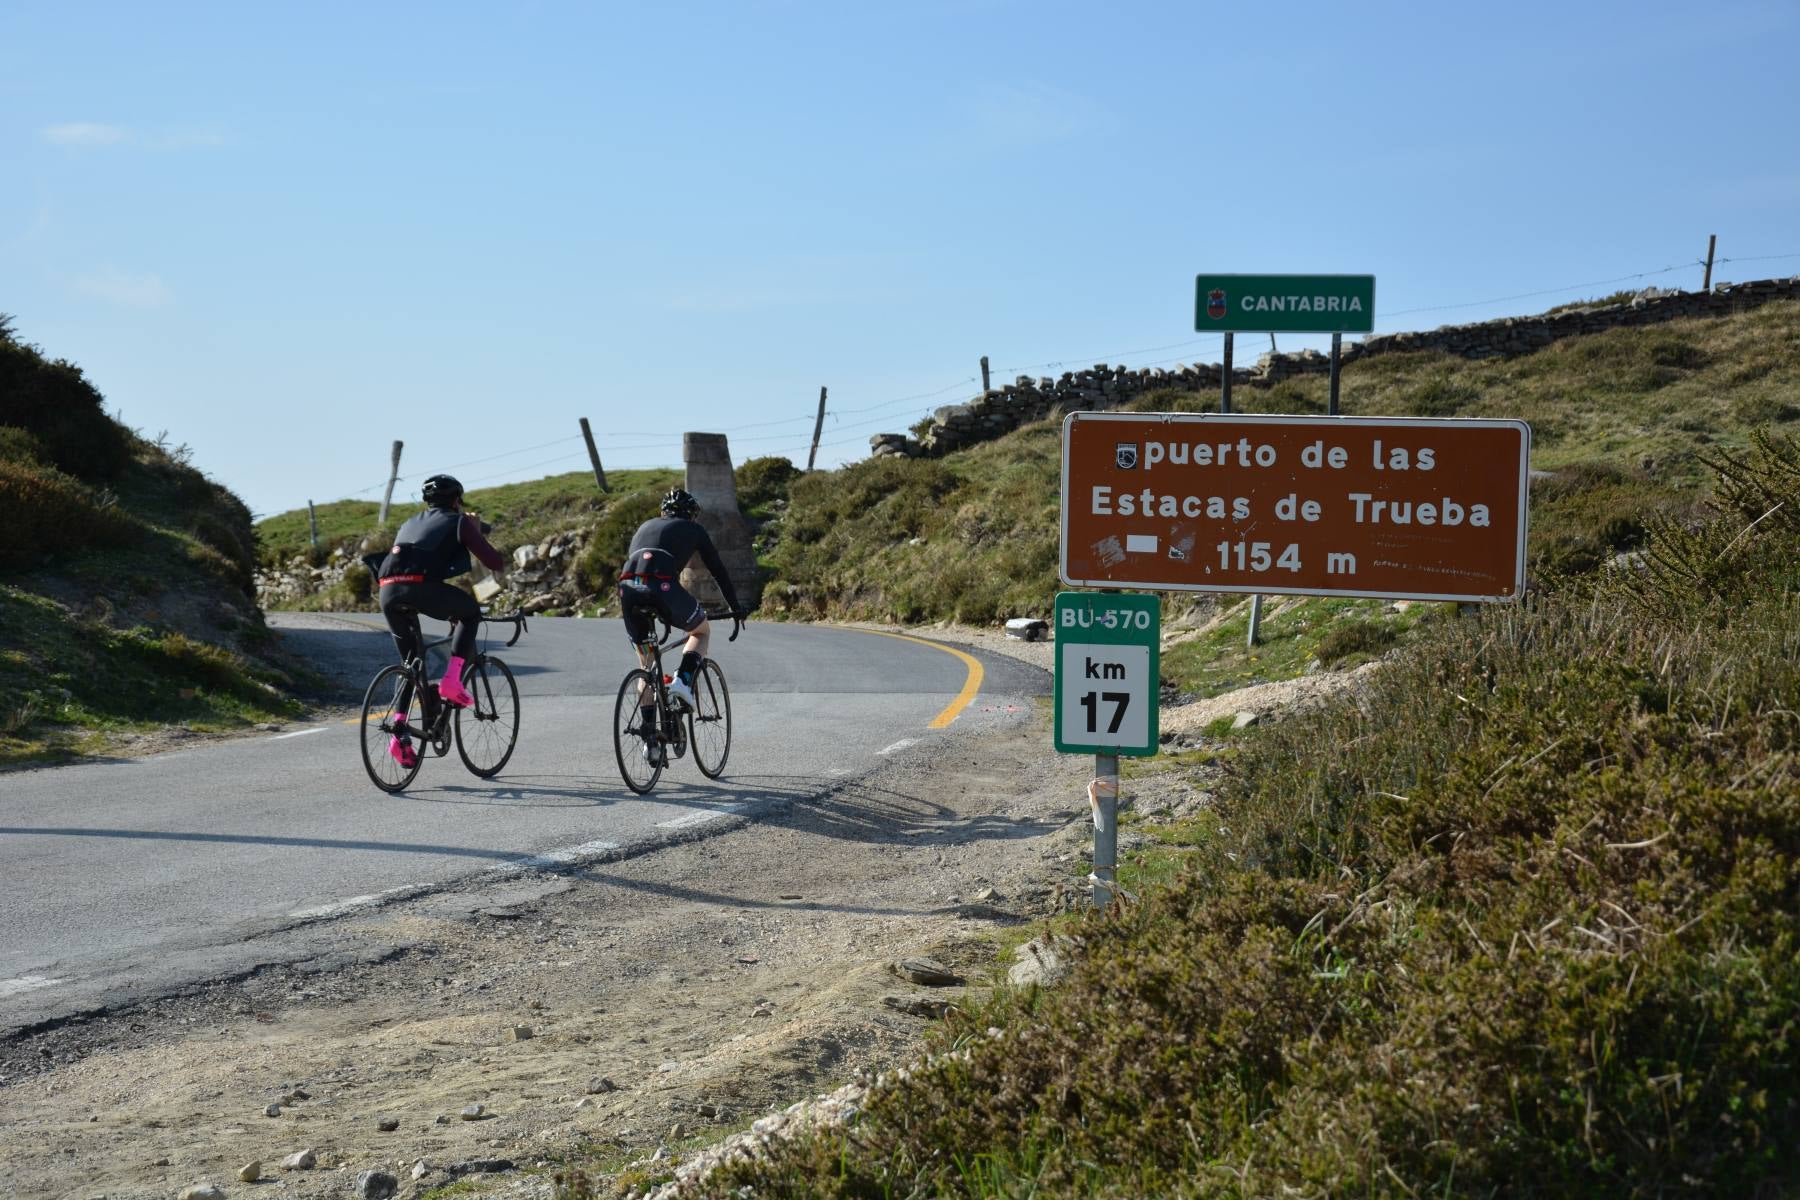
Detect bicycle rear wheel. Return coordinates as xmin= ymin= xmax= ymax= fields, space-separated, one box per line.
xmin=456 ymin=655 xmax=520 ymax=778
xmin=689 ymin=659 xmax=732 ymax=779
xmin=360 ymin=664 xmax=425 ymax=793
xmin=613 ymin=668 xmax=664 ymax=794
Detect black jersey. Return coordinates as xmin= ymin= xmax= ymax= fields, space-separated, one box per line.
xmin=622 ymin=516 xmax=740 ymax=611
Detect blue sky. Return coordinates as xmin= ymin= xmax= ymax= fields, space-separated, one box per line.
xmin=3 ymin=1 xmax=1796 ymax=519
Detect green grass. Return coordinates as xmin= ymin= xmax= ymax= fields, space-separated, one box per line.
xmin=254 ymin=468 xmax=683 ymax=571
xmin=689 ymin=432 xmax=1800 ymax=1198
xmin=0 ymin=585 xmax=302 ymax=764
xmin=1 ymin=316 xmax=305 ymax=765
xmin=1160 ymin=594 xmax=1445 ymax=697
xmin=760 ymin=301 xmax=1800 ymax=633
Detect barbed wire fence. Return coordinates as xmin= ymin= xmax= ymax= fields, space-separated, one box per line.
xmin=304 ymin=247 xmax=1800 ymax=516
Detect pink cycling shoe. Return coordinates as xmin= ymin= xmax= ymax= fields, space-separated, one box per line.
xmin=439 ymin=656 xmax=474 ymax=708
xmin=388 ymin=733 xmax=419 ymax=768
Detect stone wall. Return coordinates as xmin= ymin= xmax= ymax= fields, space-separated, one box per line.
xmin=870 ymin=276 xmax=1800 ymax=460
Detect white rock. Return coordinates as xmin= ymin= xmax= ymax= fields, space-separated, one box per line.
xmin=1007 ymin=937 xmax=1070 ymax=987
xmin=280 ymin=1148 xmax=316 ymax=1170
xmin=179 ymin=1187 xmax=227 ymax=1200
xmin=1231 ymin=711 xmax=1259 ymax=730
xmin=238 ymin=1160 xmax=261 ymax=1182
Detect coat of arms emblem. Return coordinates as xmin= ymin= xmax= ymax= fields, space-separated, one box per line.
xmin=1115 ymin=443 xmax=1139 ymax=470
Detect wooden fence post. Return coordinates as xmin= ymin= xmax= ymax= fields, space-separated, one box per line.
xmin=806 ymin=386 xmax=828 ymax=471
xmin=980 ymin=355 xmax=991 ymax=393
xmin=1702 ymin=234 xmax=1717 ymax=292
xmin=307 ymin=500 xmax=319 ymax=548
xmin=579 ymin=417 xmax=609 ymax=492
xmin=377 ymin=440 xmax=403 ymax=527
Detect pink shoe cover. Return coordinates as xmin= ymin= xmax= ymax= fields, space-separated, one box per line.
xmin=388 ymin=735 xmax=419 ymax=768
xmin=440 ymin=657 xmax=473 ymax=708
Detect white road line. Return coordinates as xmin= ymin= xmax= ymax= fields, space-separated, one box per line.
xmin=288 ymin=885 xmax=411 ymax=921
xmin=876 ymin=738 xmax=919 ymax=757
xmin=490 ymin=839 xmax=622 ymax=874
xmin=270 ymin=727 xmax=326 ymax=740
xmin=0 ymin=974 xmax=62 ymax=999
xmin=656 ymin=803 xmax=749 ymax=831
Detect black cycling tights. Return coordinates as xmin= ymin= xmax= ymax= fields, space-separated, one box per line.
xmin=379 ymin=580 xmax=481 ymax=665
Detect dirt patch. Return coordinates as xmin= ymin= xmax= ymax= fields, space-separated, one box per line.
xmin=1158 ymin=660 xmax=1380 ymax=739
xmin=0 ymin=719 xmax=1096 ymax=1200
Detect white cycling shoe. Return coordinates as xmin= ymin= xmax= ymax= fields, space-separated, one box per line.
xmin=666 ymin=676 xmax=696 ymax=709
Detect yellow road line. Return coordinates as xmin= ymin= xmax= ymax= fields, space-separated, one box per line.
xmin=850 ymin=629 xmax=985 ymax=729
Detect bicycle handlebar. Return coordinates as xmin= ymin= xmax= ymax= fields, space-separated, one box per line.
xmin=477 ymin=609 xmax=529 ymax=647
xmin=656 ymin=611 xmax=744 ymax=646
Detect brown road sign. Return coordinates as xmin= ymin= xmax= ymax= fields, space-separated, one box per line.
xmin=1060 ymin=412 xmax=1531 ymax=602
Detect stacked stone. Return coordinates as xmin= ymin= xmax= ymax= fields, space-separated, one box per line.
xmin=868 ymin=432 xmax=917 ymax=458
xmin=681 ymin=433 xmax=761 ymax=611
xmin=872 ymin=276 xmax=1800 ymax=460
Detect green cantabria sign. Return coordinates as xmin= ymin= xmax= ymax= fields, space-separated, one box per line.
xmin=1195 ymin=273 xmax=1376 ymax=334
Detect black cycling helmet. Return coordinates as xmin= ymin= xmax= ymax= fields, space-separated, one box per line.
xmin=661 ymin=487 xmax=700 ymax=519
xmin=421 ymin=474 xmax=465 ymax=508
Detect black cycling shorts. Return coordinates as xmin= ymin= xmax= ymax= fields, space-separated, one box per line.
xmin=618 ymin=576 xmax=705 ymax=644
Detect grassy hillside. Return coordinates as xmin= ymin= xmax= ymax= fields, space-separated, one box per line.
xmin=255 ymin=467 xmax=684 ymax=572
xmin=684 ymin=431 xmax=1800 ymax=1199
xmin=0 ymin=316 xmax=300 ymax=765
xmin=761 ymin=301 xmax=1800 ymax=628
xmin=255 ymin=460 xmax=802 ymax=615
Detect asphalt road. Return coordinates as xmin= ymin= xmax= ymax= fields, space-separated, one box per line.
xmin=0 ymin=615 xmax=1048 ymax=1033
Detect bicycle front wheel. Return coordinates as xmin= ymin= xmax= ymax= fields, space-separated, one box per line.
xmin=456 ymin=655 xmax=520 ymax=778
xmin=613 ymin=668 xmax=663 ymax=794
xmin=360 ymin=664 xmax=425 ymax=793
xmin=689 ymin=659 xmax=732 ymax=779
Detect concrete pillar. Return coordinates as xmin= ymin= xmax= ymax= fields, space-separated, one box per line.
xmin=681 ymin=432 xmax=759 ymax=611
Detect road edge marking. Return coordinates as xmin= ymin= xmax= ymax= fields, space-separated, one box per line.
xmin=849 ymin=630 xmax=985 ymax=729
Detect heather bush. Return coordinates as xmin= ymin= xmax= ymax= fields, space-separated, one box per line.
xmin=0 ymin=459 xmax=140 ymax=568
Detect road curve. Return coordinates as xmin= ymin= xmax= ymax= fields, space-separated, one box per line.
xmin=0 ymin=615 xmax=1048 ymax=1032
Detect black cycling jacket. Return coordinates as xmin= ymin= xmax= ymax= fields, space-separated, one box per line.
xmin=377 ymin=508 xmax=504 ymax=584
xmin=622 ymin=516 xmax=741 ymax=611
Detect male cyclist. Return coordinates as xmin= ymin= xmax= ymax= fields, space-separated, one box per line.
xmin=618 ymin=488 xmax=745 ymax=738
xmin=374 ymin=473 xmax=506 ymax=767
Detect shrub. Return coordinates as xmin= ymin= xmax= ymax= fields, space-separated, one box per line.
xmin=0 ymin=459 xmax=140 ymax=568
xmin=0 ymin=425 xmax=47 ymax=466
xmin=734 ymin=455 xmax=801 ymax=516
xmin=0 ymin=336 xmax=133 ymax=480
xmin=573 ymin=490 xmax=663 ymax=594
xmin=189 ymin=511 xmax=256 ymax=585
xmin=1312 ymin=618 xmax=1395 ymax=666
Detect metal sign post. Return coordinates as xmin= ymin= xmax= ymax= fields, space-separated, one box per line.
xmin=1198 ymin=274 xmax=1374 ymax=645
xmin=1092 ymin=753 xmax=1119 ymax=908
xmin=1220 ymin=332 xmax=1233 ymax=414
xmin=1053 ymin=590 xmax=1159 ymax=909
xmin=1329 ymin=333 xmax=1343 ymax=416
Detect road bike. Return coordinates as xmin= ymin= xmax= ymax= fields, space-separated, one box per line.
xmin=613 ymin=611 xmax=739 ymax=794
xmin=358 ymin=610 xmax=528 ymax=793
